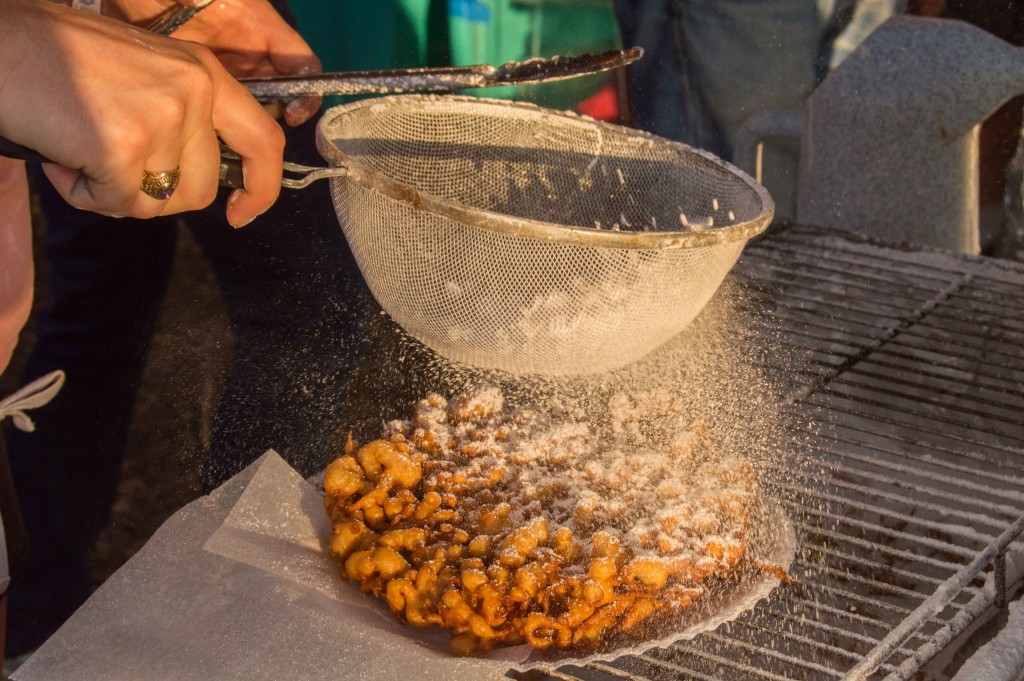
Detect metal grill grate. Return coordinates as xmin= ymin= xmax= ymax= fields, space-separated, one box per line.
xmin=533 ymin=225 xmax=1024 ymax=681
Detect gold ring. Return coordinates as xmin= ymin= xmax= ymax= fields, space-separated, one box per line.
xmin=140 ymin=168 xmax=180 ymax=201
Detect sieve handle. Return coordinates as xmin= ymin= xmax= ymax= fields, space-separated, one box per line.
xmin=219 ymin=152 xmax=245 ymax=189
xmin=0 ymin=135 xmax=53 ymax=164
xmin=0 ymin=136 xmax=341 ymax=192
xmin=217 ymin=148 xmax=346 ymax=190
xmin=0 ymin=135 xmax=252 ymax=189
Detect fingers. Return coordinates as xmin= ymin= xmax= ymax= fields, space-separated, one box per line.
xmin=205 ymin=65 xmax=284 ymax=227
xmin=265 ymin=25 xmax=323 ymax=126
xmin=262 ymin=102 xmax=287 ymax=120
xmin=43 ymin=79 xmax=223 ymax=220
xmin=19 ymin=4 xmax=287 ymax=226
xmin=150 ymin=125 xmax=222 ymax=217
xmin=42 ymin=134 xmax=217 ymax=221
xmin=266 ymin=22 xmax=321 ymax=79
xmin=170 ymin=0 xmax=323 ymax=126
xmin=42 ymin=61 xmax=271 ymax=225
xmin=41 ymin=141 xmax=152 ymax=218
xmin=131 ymin=130 xmax=188 ymax=217
xmin=40 ymin=164 xmax=110 ymax=215
xmin=285 ymin=91 xmax=322 ymax=127
xmin=241 ymin=59 xmax=319 ymax=126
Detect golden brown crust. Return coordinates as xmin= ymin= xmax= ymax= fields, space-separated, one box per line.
xmin=324 ymin=387 xmax=770 ymax=655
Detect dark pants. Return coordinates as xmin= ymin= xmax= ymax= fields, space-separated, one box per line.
xmin=613 ymin=0 xmax=841 ymax=220
xmin=0 ymin=432 xmax=28 ymax=596
xmin=614 ymin=0 xmax=824 ymax=159
xmin=5 ymin=116 xmax=374 ymax=655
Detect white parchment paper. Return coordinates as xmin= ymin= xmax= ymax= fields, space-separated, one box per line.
xmin=202 ymin=451 xmax=797 ymax=673
xmin=13 ymin=451 xmax=794 ymax=681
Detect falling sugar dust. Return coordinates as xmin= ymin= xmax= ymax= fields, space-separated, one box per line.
xmin=331 ymin=274 xmax=817 ymax=656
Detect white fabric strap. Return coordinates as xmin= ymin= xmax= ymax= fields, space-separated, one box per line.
xmin=0 ymin=370 xmax=66 ymax=433
xmin=0 ymin=370 xmax=65 ymax=595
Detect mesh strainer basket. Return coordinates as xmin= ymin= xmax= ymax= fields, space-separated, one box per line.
xmin=315 ymin=95 xmax=773 ymax=376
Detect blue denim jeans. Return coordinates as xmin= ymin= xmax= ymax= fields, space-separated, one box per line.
xmin=615 ymin=0 xmax=838 ymax=218
xmin=615 ymin=0 xmax=825 ymax=159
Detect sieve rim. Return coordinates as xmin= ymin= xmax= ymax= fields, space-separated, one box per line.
xmin=315 ymin=95 xmax=774 ymax=251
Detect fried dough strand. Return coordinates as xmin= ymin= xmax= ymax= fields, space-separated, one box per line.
xmin=325 ymin=387 xmax=780 ymax=655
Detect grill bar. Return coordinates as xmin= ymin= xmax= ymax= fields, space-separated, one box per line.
xmin=791 ymin=580 xmax=914 ymax=616
xmin=582 ymin=662 xmax=644 ymax=680
xmin=703 ymin=631 xmax=852 ymax=677
xmin=783 ymin=472 xmax=1014 ymax=533
xmin=789 ymin=400 xmax=1024 ymax=459
xmin=788 ymin=433 xmax=1024 ymax=502
xmin=754 ymin=600 xmax=891 ymax=651
xmin=790 ymin=508 xmax=980 ymax=562
xmin=845 ymin=513 xmax=1024 ymax=680
xmin=836 ymin=369 xmax=1024 ymax=417
xmin=747 ymin=229 xmax=1024 ymax=680
xmin=800 ymin=544 xmax=951 ymax=589
xmin=781 ymin=595 xmax=928 ymax=641
xmin=625 ymin=658 xmax=725 ymax=681
xmin=790 ymin=559 xmax=959 ymax=609
xmin=786 ymin=422 xmax=1024 ymax=485
xmin=726 ymin=620 xmax=874 ymax=665
xmin=819 ymin=384 xmax=1024 ymax=443
xmin=547 ymin=226 xmax=1024 ymax=681
xmin=857 ymin=351 xmax=1024 ymax=395
xmin=781 ymin=482 xmax=998 ymax=545
xmin=651 ymin=643 xmax=841 ymax=681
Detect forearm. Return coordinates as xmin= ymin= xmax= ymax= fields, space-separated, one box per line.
xmin=0 ymin=2 xmax=37 ymax=375
xmin=0 ymin=0 xmax=39 ymax=99
xmin=0 ymin=0 xmax=53 ymax=145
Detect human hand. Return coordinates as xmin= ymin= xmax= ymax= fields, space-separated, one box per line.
xmin=0 ymin=0 xmax=284 ymax=226
xmin=110 ymin=0 xmax=322 ymax=126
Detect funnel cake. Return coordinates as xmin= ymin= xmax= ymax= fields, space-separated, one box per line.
xmin=323 ymin=387 xmax=775 ymax=656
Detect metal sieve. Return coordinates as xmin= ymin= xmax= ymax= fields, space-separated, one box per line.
xmin=315 ymin=95 xmax=774 ymax=376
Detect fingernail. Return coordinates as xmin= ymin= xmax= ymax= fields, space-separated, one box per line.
xmin=234 ymin=202 xmax=272 ymax=229
xmin=226 ymin=189 xmax=246 ymax=228
xmin=285 ymin=98 xmax=318 ymax=126
xmin=287 ymin=67 xmax=320 ymax=125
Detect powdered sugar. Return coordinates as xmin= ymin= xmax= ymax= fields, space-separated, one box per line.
xmin=951 ymin=597 xmax=1024 ymax=681
xmin=387 ymin=386 xmax=759 ymax=574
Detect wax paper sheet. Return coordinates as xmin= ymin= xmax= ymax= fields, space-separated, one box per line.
xmin=202 ymin=451 xmax=797 ymax=674
xmin=11 ymin=450 xmax=793 ymax=680
xmin=11 ymin=453 xmax=512 ymax=681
